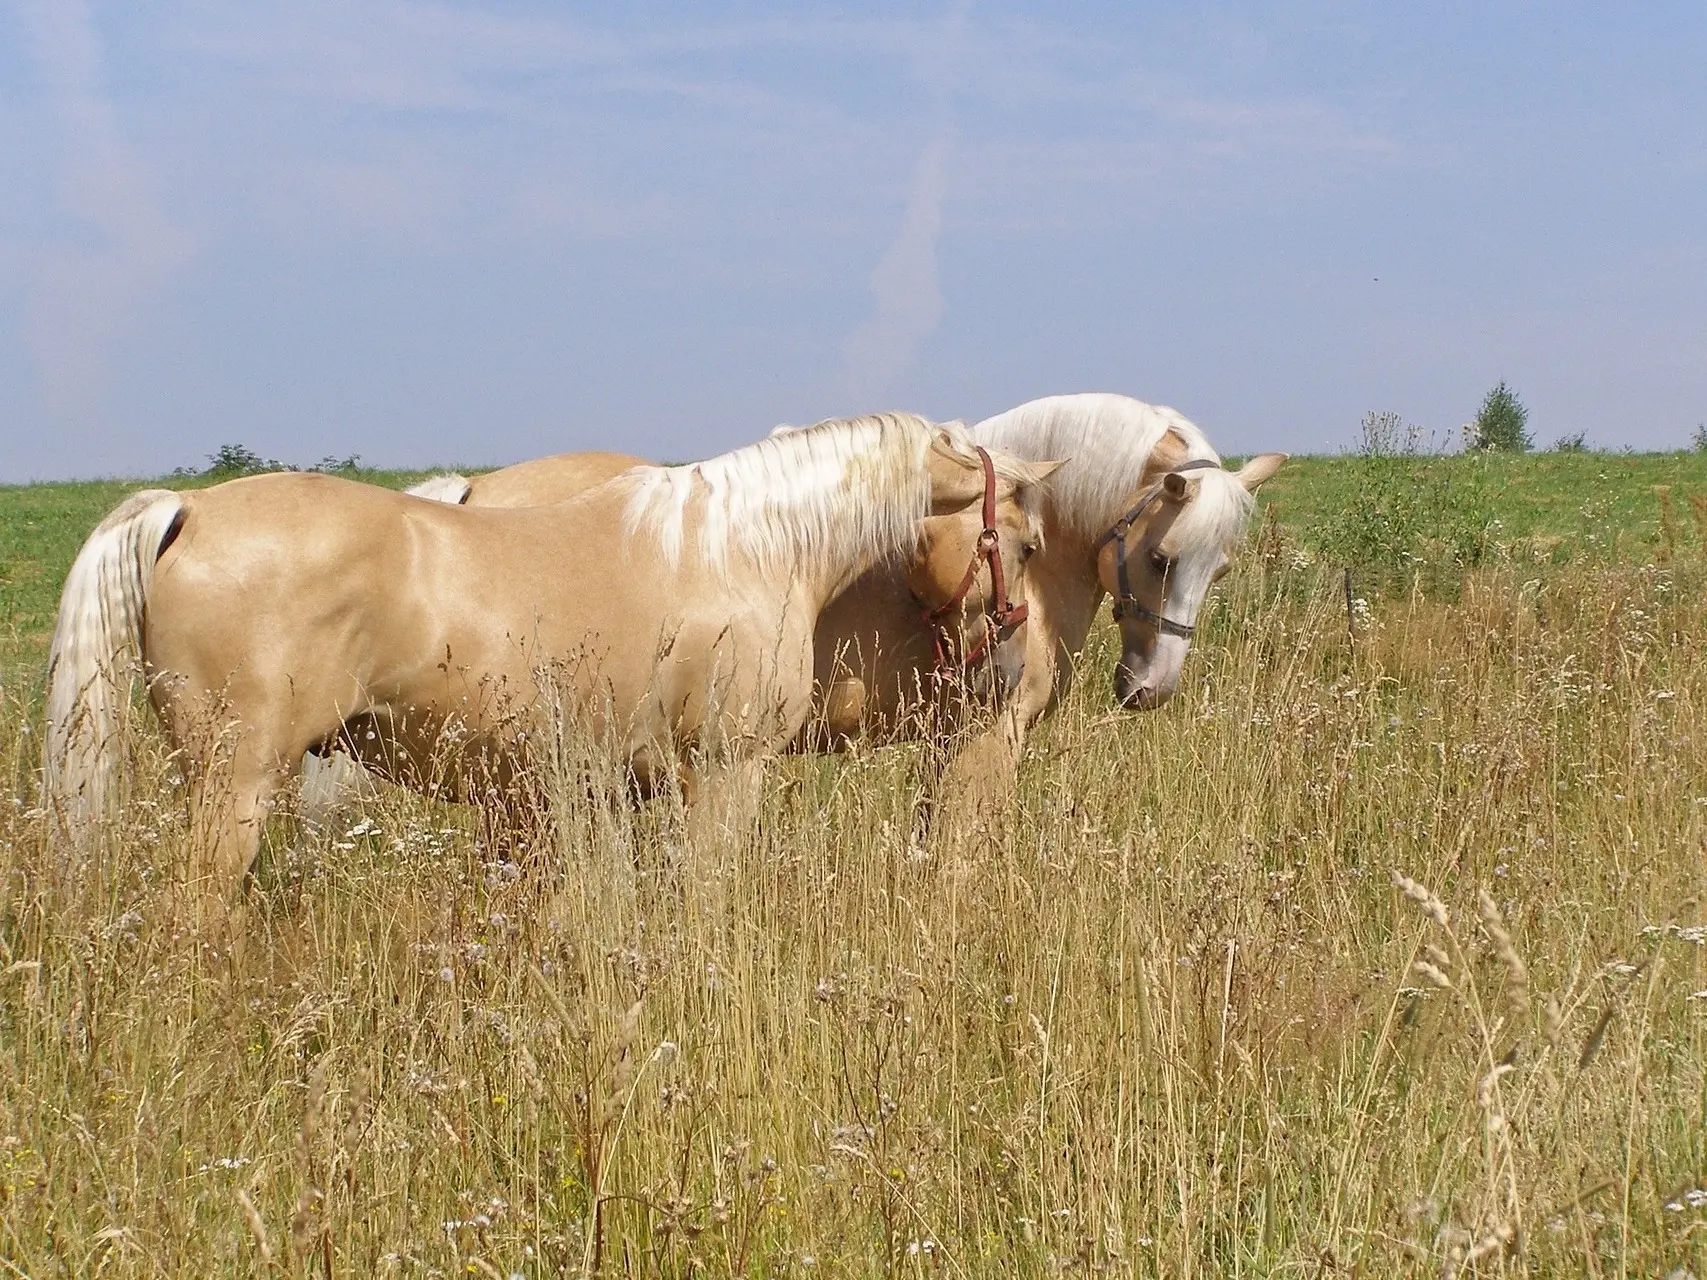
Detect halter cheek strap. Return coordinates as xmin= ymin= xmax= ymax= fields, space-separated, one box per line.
xmin=1093 ymin=459 xmax=1219 ymax=640
xmin=920 ymin=447 xmax=1030 ymax=676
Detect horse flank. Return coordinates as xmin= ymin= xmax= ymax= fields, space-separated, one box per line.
xmin=975 ymin=392 xmax=1253 ymax=554
xmin=617 ymin=412 xmax=1042 ymax=579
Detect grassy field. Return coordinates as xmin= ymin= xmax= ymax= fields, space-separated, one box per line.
xmin=1259 ymin=449 xmax=1707 ymax=557
xmin=2 ymin=454 xmax=1706 ymax=1275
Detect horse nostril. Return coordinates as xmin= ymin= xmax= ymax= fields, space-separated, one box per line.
xmin=1118 ymin=680 xmax=1163 ymax=711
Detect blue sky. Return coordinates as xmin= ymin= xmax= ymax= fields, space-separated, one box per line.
xmin=2 ymin=2 xmax=1703 ymax=480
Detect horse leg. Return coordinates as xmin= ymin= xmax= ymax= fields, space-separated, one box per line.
xmin=927 ymin=639 xmax=1057 ymax=852
xmin=296 ymin=748 xmax=378 ymax=837
xmin=182 ymin=727 xmax=298 ymax=946
xmin=929 ymin=714 xmax=1024 ymax=846
xmin=679 ymin=756 xmax=766 ymax=922
xmin=685 ymin=756 xmax=766 ymax=840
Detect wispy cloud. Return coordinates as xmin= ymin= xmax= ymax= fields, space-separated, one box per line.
xmin=169 ymin=6 xmax=940 ymax=116
xmin=842 ymin=128 xmax=954 ymax=396
xmin=841 ymin=0 xmax=973 ymax=399
xmin=1157 ymin=92 xmax=1399 ymax=158
xmin=17 ymin=0 xmax=192 ymax=421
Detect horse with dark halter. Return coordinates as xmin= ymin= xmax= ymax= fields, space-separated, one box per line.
xmin=1095 ymin=458 xmax=1222 ymax=640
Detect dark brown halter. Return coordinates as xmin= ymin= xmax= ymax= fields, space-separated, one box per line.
xmin=920 ymin=446 xmax=1030 ymax=675
xmin=1093 ymin=459 xmax=1219 ymax=640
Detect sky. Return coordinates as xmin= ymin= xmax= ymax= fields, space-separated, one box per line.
xmin=1 ymin=2 xmax=1704 ymax=481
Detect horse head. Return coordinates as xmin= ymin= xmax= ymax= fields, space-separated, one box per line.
xmin=914 ymin=428 xmax=1063 ymax=699
xmin=1098 ymin=453 xmax=1286 ymax=710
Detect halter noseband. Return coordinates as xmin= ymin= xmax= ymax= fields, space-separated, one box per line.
xmin=920 ymin=446 xmax=1030 ymax=676
xmin=1093 ymin=459 xmax=1219 ymax=640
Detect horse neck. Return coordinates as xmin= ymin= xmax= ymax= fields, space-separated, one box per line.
xmin=1042 ymin=515 xmax=1114 ymax=642
xmin=793 ymin=472 xmax=930 ymax=612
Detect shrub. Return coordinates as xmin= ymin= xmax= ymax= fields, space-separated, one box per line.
xmin=1692 ymin=423 xmax=1707 ymax=454
xmin=198 ymin=443 xmax=290 ymax=476
xmin=1320 ymin=411 xmax=1496 ymax=595
xmin=177 ymin=446 xmax=364 ymax=477
xmin=1549 ymin=430 xmax=1587 ymax=452
xmin=1469 ymin=381 xmax=1530 ymax=452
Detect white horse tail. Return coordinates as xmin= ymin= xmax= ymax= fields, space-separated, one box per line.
xmin=43 ymin=489 xmax=185 ymax=839
xmin=404 ymin=473 xmax=472 ymax=504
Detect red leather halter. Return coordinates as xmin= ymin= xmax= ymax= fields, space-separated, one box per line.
xmin=920 ymin=446 xmax=1030 ymax=675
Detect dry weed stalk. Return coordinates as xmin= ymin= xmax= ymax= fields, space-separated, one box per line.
xmin=1385 ymin=867 xmax=1640 ymax=1277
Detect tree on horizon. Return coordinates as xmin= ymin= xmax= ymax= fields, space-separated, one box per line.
xmin=1469 ymin=381 xmax=1531 ymax=452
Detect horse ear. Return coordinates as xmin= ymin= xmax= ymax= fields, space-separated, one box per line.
xmin=931 ymin=429 xmax=980 ymax=468
xmin=1027 ymin=458 xmax=1068 ymax=483
xmin=1235 ymin=452 xmax=1288 ymax=492
xmin=1162 ymin=471 xmax=1191 ymax=500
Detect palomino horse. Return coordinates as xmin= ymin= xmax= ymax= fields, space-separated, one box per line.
xmin=43 ymin=414 xmax=1057 ymax=920
xmin=974 ymin=394 xmax=1285 ymax=719
xmin=406 ymin=395 xmax=1285 ymax=760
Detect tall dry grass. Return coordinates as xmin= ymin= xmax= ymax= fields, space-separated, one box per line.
xmin=2 ymin=555 xmax=1705 ymax=1276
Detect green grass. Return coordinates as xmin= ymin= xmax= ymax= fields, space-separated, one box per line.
xmin=1255 ymin=449 xmax=1707 ymax=562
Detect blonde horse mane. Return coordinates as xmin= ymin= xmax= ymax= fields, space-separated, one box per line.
xmin=619 ymin=412 xmax=1044 ymax=578
xmin=405 ymin=473 xmax=472 ymax=503
xmin=975 ymin=392 xmax=1253 ymax=553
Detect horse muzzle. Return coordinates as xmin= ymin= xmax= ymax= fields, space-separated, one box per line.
xmin=1114 ymin=655 xmax=1181 ymax=711
xmin=990 ymin=630 xmax=1026 ymax=698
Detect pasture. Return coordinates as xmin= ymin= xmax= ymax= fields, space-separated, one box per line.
xmin=2 ymin=451 xmax=1706 ymax=1276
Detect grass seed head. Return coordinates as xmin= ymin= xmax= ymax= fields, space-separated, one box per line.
xmin=1413 ymin=960 xmax=1454 ymax=990
xmin=236 ymin=1190 xmax=273 ymax=1263
xmin=1477 ymin=888 xmax=1531 ymax=1016
xmin=1392 ymin=870 xmax=1450 ymax=929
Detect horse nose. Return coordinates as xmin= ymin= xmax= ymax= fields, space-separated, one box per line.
xmin=1115 ymin=662 xmax=1167 ymax=710
xmin=1114 ymin=662 xmax=1144 ymax=709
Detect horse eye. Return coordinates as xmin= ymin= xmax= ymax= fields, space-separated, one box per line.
xmin=1149 ymin=550 xmax=1173 ymax=574
xmin=1020 ymin=542 xmax=1038 ymax=561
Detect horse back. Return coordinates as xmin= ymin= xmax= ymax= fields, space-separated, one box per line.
xmin=466 ymin=450 xmax=646 ymax=508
